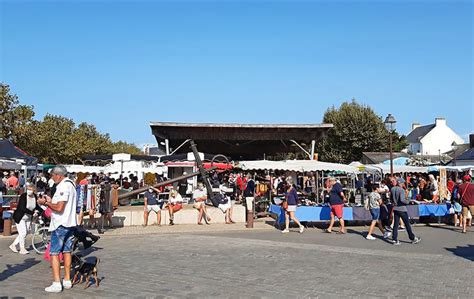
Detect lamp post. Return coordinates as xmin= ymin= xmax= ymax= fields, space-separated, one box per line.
xmin=384 ymin=114 xmax=397 ymax=177
xmin=451 ymin=141 xmax=458 ymax=166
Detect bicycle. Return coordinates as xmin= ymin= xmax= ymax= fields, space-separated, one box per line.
xmin=31 ymin=214 xmax=51 ymax=254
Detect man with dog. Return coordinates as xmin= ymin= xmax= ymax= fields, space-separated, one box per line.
xmin=37 ymin=165 xmax=77 ymax=293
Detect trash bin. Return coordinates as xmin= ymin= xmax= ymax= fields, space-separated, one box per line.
xmin=3 ymin=211 xmax=12 ymax=236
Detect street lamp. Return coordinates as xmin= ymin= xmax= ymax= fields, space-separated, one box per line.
xmin=451 ymin=141 xmax=458 ymax=166
xmin=384 ymin=114 xmax=397 ymax=177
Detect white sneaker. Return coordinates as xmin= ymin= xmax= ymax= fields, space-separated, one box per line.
xmin=383 ymin=231 xmax=392 ymax=239
xmin=63 ymin=279 xmax=72 ymax=289
xmin=299 ymin=226 xmax=305 ymax=234
xmin=45 ymin=282 xmax=62 ymax=293
xmin=281 ymin=229 xmax=290 ymax=233
xmin=9 ymin=244 xmax=18 ymax=253
xmin=19 ymin=248 xmax=29 ymax=255
xmin=366 ymin=235 xmax=376 ymax=240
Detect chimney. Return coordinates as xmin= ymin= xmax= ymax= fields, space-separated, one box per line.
xmin=435 ymin=118 xmax=446 ymax=127
xmin=411 ymin=123 xmax=421 ymax=131
xmin=470 ymin=134 xmax=474 ymax=148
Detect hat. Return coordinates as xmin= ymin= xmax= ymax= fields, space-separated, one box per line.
xmin=463 ymin=175 xmax=471 ymax=181
xmin=397 ymin=178 xmax=405 ymax=184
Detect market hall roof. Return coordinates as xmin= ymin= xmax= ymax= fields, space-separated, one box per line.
xmin=150 ymin=122 xmax=333 ymax=159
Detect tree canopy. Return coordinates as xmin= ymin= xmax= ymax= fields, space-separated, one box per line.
xmin=317 ymin=99 xmax=407 ymax=163
xmin=0 ymin=83 xmax=142 ymax=164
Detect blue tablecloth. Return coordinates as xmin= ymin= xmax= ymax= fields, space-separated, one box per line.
xmin=269 ymin=205 xmax=352 ymax=222
xmin=269 ymin=204 xmax=449 ymax=223
xmin=418 ymin=204 xmax=449 ymax=217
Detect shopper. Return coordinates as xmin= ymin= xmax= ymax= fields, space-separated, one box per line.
xmin=282 ymin=177 xmax=304 ymax=234
xmin=10 ymin=184 xmax=42 ymax=254
xmin=37 ymin=166 xmax=77 ymax=293
xmin=391 ymin=178 xmax=421 ymax=245
xmin=326 ymin=177 xmax=346 ymax=234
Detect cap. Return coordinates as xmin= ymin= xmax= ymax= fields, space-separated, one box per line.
xmin=397 ymin=178 xmax=405 ymax=184
xmin=463 ymin=175 xmax=471 ymax=181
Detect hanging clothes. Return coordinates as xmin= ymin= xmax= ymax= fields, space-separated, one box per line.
xmin=111 ymin=184 xmax=119 ymax=209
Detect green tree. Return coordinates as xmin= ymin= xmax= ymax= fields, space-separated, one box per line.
xmin=0 ymin=83 xmax=35 ymax=145
xmin=317 ymin=99 xmax=390 ymax=163
xmin=107 ymin=141 xmax=142 ymax=155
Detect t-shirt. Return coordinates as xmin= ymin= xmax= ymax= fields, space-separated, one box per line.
xmin=368 ymin=192 xmax=381 ymax=209
xmin=329 ymin=182 xmax=344 ymax=205
xmin=144 ymin=191 xmax=158 ymax=205
xmin=458 ymin=183 xmax=474 ymax=206
xmin=391 ymin=186 xmax=409 ymax=212
xmin=49 ymin=178 xmax=77 ymax=231
xmin=169 ymin=193 xmax=183 ymax=204
xmin=6 ymin=176 xmax=19 ymax=188
xmin=286 ymin=187 xmax=298 ymax=205
xmin=244 ymin=180 xmax=255 ymax=197
xmin=193 ymin=189 xmax=207 ymax=202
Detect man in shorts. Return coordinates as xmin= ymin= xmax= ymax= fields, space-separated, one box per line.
xmin=143 ymin=186 xmax=162 ymax=226
xmin=37 ymin=166 xmax=77 ymax=293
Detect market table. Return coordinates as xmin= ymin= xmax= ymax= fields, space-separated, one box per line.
xmin=269 ymin=204 xmax=449 ymax=224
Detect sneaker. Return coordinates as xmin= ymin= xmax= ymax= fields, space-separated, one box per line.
xmin=392 ymin=240 xmax=401 ymax=246
xmin=9 ymin=244 xmax=18 ymax=253
xmin=412 ymin=237 xmax=421 ymax=244
xmin=383 ymin=231 xmax=392 ymax=239
xmin=385 ymin=226 xmax=392 ymax=232
xmin=19 ymin=248 xmax=29 ymax=255
xmin=45 ymin=282 xmax=62 ymax=293
xmin=399 ymin=227 xmax=406 ymax=232
xmin=63 ymin=279 xmax=72 ymax=289
xmin=169 ymin=220 xmax=174 ymax=226
xmin=366 ymin=235 xmax=376 ymax=240
xmin=299 ymin=226 xmax=305 ymax=234
xmin=281 ymin=229 xmax=290 ymax=233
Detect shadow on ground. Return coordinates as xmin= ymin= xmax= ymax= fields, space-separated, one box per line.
xmin=445 ymin=244 xmax=474 ymax=262
xmin=0 ymin=258 xmax=41 ymax=282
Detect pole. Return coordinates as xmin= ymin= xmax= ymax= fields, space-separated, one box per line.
xmin=310 ymin=140 xmax=316 ymax=160
xmin=190 ymin=140 xmax=213 ymax=197
xmin=389 ymin=131 xmax=393 ymax=177
xmin=118 ymin=167 xmax=216 ymax=199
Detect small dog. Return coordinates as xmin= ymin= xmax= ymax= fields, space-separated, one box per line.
xmin=72 ymin=254 xmax=100 ymax=289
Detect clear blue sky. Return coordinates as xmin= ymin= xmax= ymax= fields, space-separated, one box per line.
xmin=1 ymin=0 xmax=472 ymax=147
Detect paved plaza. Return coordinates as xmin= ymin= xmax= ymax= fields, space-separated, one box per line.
xmin=1 ymin=222 xmax=473 ymax=298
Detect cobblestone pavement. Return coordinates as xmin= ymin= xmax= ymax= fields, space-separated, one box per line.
xmin=1 ymin=223 xmax=473 ymax=298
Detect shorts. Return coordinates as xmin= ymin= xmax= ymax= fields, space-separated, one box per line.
xmin=147 ymin=205 xmax=161 ymax=213
xmin=50 ymin=226 xmax=75 ymax=256
xmin=462 ymin=205 xmax=474 ymax=218
xmin=370 ymin=208 xmax=380 ymax=221
xmin=286 ymin=205 xmax=297 ymax=212
xmin=169 ymin=203 xmax=182 ymax=213
xmin=330 ymin=204 xmax=344 ymax=219
xmin=218 ymin=202 xmax=231 ymax=213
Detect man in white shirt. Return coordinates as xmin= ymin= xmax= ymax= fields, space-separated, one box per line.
xmin=37 ymin=166 xmax=77 ymax=293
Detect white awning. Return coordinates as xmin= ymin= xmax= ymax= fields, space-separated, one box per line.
xmin=237 ymin=160 xmax=359 ymax=173
xmin=0 ymin=159 xmax=22 ymax=170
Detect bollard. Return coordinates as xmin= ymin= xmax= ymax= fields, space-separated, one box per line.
xmin=245 ymin=197 xmax=254 ymax=228
xmin=3 ymin=218 xmax=12 ymax=236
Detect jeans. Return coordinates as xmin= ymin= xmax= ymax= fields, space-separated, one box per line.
xmin=50 ymin=225 xmax=75 ymax=255
xmin=393 ymin=210 xmax=415 ymax=241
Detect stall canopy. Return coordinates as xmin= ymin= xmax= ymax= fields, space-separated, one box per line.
xmin=0 ymin=138 xmax=37 ymax=165
xmin=237 ymin=160 xmax=359 ymax=173
xmin=427 ymin=165 xmax=474 ymax=173
xmin=368 ymin=163 xmax=429 ymax=174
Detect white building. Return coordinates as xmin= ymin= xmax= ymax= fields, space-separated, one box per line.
xmin=406 ymin=118 xmax=464 ymax=156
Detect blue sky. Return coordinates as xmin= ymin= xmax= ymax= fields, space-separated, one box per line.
xmin=1 ymin=0 xmax=472 ymax=147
